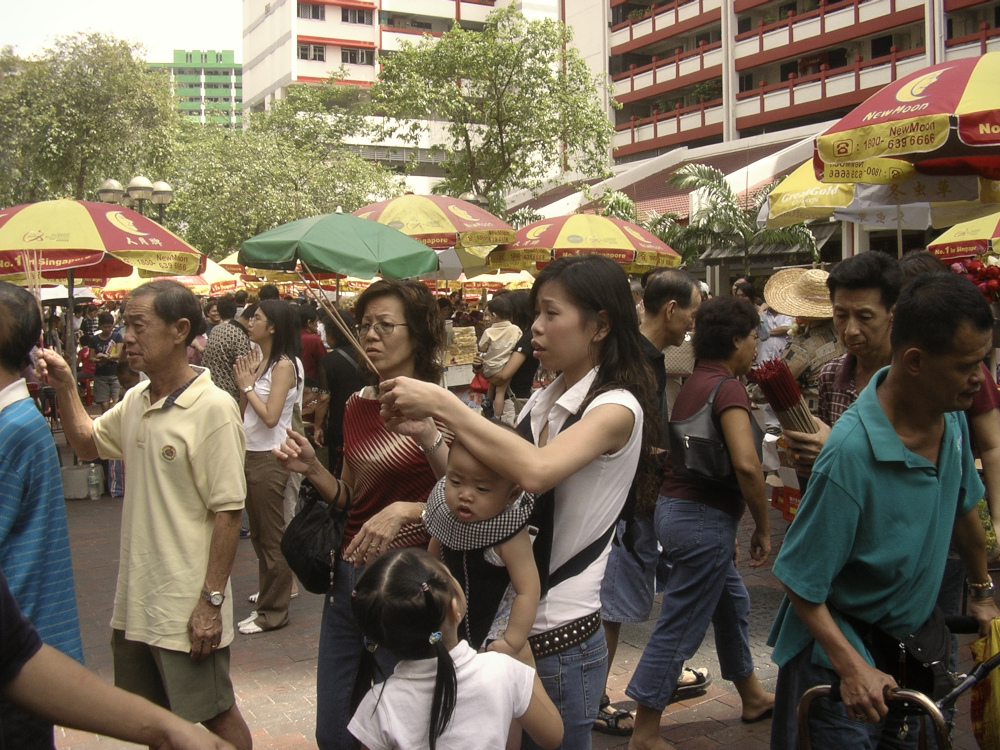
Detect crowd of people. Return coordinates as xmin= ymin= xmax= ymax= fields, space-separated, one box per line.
xmin=0 ymin=247 xmax=997 ymax=750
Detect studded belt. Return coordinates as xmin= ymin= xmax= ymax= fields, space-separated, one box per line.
xmin=528 ymin=611 xmax=602 ymax=660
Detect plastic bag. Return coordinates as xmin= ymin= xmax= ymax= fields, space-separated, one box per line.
xmin=969 ymin=618 xmax=1000 ymax=750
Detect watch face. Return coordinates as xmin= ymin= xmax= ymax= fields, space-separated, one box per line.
xmin=210 ymin=592 xmax=224 ymax=606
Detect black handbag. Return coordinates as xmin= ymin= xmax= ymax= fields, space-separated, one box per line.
xmin=280 ymin=479 xmax=350 ymax=595
xmin=668 ymin=377 xmax=739 ymax=489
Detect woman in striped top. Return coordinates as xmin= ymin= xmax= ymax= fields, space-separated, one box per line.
xmin=275 ymin=279 xmax=448 ymax=750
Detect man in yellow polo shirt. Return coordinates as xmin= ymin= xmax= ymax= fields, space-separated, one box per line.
xmin=39 ymin=281 xmax=251 ymax=750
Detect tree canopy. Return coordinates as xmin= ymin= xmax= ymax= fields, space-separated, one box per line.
xmin=0 ymin=34 xmax=178 ymax=204
xmin=371 ymin=6 xmax=615 ymax=211
xmin=169 ymin=84 xmax=404 ymax=259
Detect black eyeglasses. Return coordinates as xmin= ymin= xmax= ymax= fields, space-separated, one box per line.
xmin=357 ymin=321 xmax=408 ymax=337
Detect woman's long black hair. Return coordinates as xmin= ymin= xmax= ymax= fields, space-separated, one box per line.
xmin=256 ymin=299 xmax=302 ymax=385
xmin=529 ymin=255 xmax=661 ymax=513
xmin=351 ymin=548 xmax=458 ymax=750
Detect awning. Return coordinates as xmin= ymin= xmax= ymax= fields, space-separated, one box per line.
xmin=700 ymin=222 xmax=838 ymax=266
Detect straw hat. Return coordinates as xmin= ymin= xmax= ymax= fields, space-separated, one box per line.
xmin=763 ymin=268 xmax=832 ymax=318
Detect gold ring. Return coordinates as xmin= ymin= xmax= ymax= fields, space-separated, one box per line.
xmin=369 ymin=542 xmax=377 ymax=548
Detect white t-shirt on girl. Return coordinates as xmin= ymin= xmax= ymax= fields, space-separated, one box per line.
xmin=348 ymin=640 xmax=534 ymax=750
xmin=517 ymin=367 xmax=643 ymax=634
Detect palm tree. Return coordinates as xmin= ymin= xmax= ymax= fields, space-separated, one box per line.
xmin=667 ymin=163 xmax=818 ymax=277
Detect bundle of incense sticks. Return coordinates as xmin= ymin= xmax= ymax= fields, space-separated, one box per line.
xmin=748 ymin=358 xmax=818 ymax=434
xmin=296 ymin=261 xmax=381 ymax=380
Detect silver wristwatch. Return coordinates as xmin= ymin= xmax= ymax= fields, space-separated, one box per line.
xmin=201 ymin=588 xmax=224 ymax=606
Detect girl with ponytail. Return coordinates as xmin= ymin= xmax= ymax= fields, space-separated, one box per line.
xmin=348 ymin=548 xmax=562 ymax=750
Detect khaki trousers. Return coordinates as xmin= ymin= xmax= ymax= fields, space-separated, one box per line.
xmin=244 ymin=450 xmax=292 ymax=630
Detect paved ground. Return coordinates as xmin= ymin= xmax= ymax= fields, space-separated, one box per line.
xmin=53 ymin=479 xmax=987 ymax=749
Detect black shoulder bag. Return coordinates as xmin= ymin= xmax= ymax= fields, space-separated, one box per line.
xmin=667 ymin=377 xmax=763 ymax=491
xmin=280 ymin=479 xmax=350 ymax=595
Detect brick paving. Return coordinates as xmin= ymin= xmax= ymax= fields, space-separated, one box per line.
xmin=54 ymin=484 xmax=986 ymax=750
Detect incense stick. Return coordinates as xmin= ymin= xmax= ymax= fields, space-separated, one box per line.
xmin=749 ymin=358 xmax=818 ymax=434
xmin=295 ymin=263 xmax=381 ymax=380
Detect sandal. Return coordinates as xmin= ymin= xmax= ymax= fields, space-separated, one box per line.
xmin=671 ymin=667 xmax=712 ymax=702
xmin=593 ymin=707 xmax=634 ymax=736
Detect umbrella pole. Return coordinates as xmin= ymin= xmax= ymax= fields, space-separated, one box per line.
xmin=66 ymin=269 xmax=77 ymax=379
xmin=296 ymin=264 xmax=381 ymax=379
xmin=896 ymin=211 xmax=903 ymax=259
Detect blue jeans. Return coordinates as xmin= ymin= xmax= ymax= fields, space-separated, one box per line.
xmin=771 ymin=646 xmax=919 ymax=750
xmin=522 ymin=627 xmax=607 ymax=750
xmin=600 ymin=518 xmax=659 ymax=623
xmin=626 ymin=497 xmax=754 ymax=711
xmin=316 ymin=558 xmax=399 ymax=750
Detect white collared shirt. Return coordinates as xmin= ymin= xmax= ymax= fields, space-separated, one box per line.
xmin=517 ymin=368 xmax=643 ymax=633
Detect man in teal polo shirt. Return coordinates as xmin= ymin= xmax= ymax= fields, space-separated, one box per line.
xmin=768 ymin=274 xmax=1000 ymax=750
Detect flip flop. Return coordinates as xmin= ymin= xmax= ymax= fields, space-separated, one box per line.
xmin=671 ymin=667 xmax=712 ymax=702
xmin=593 ymin=707 xmax=634 ymax=736
xmin=741 ymin=707 xmax=774 ymax=724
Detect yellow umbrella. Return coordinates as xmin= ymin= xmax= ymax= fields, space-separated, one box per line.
xmin=462 ymin=270 xmax=536 ymax=291
xmin=814 ymin=52 xmax=1000 ymax=184
xmin=490 ymin=214 xmax=681 ymax=274
xmin=761 ymin=162 xmax=1000 ymax=229
xmin=102 ymin=258 xmax=238 ymax=300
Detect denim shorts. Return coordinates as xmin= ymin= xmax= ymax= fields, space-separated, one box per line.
xmin=600 ymin=518 xmax=658 ymax=623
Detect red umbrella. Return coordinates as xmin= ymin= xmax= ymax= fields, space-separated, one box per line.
xmin=489 ymin=214 xmax=681 ymax=274
xmin=814 ymin=52 xmax=1000 ymax=184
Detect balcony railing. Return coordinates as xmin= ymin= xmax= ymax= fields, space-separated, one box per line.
xmin=612 ymin=98 xmax=725 ymax=153
xmin=733 ymin=0 xmax=924 ymax=60
xmin=379 ymin=25 xmax=444 ymax=52
xmin=733 ymin=46 xmax=926 ymax=126
xmin=945 ymin=23 xmax=1000 ymax=56
xmin=611 ymin=0 xmax=724 ymax=50
xmin=613 ymin=41 xmax=723 ymax=100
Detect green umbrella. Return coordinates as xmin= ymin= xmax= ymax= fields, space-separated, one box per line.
xmin=239 ymin=212 xmax=439 ymax=279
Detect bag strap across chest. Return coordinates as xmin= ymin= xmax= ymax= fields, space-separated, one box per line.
xmin=516 ymin=406 xmax=621 ymax=596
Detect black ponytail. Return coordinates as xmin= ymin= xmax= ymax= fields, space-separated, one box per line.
xmin=351 ymin=548 xmax=458 ymax=748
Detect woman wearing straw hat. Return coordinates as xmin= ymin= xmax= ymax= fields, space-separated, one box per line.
xmin=763 ymin=269 xmax=845 ymax=416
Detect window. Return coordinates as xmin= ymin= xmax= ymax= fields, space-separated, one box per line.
xmin=737 ymin=16 xmax=751 ymax=34
xmin=738 ymin=73 xmax=753 ymax=93
xmin=298 ymin=44 xmax=325 ymax=61
xmin=779 ymin=61 xmax=798 ymax=81
xmin=409 ymin=19 xmax=432 ymax=30
xmin=871 ymin=34 xmax=893 ymax=59
xmin=185 ymin=53 xmax=193 ymax=63
xmin=342 ymin=8 xmax=373 ymax=25
xmin=298 ymin=3 xmax=325 ymax=20
xmin=341 ymin=47 xmax=374 ymax=65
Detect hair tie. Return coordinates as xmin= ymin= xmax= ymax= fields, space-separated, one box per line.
xmin=428 ymin=631 xmax=442 ymax=645
xmin=363 ymin=637 xmax=379 ymax=653
xmin=420 ymin=582 xmax=430 ymax=592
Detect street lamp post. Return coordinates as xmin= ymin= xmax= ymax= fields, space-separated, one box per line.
xmin=125 ymin=176 xmax=154 ymax=217
xmin=151 ymin=181 xmax=174 ymax=223
xmin=98 ymin=176 xmax=173 ymax=225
